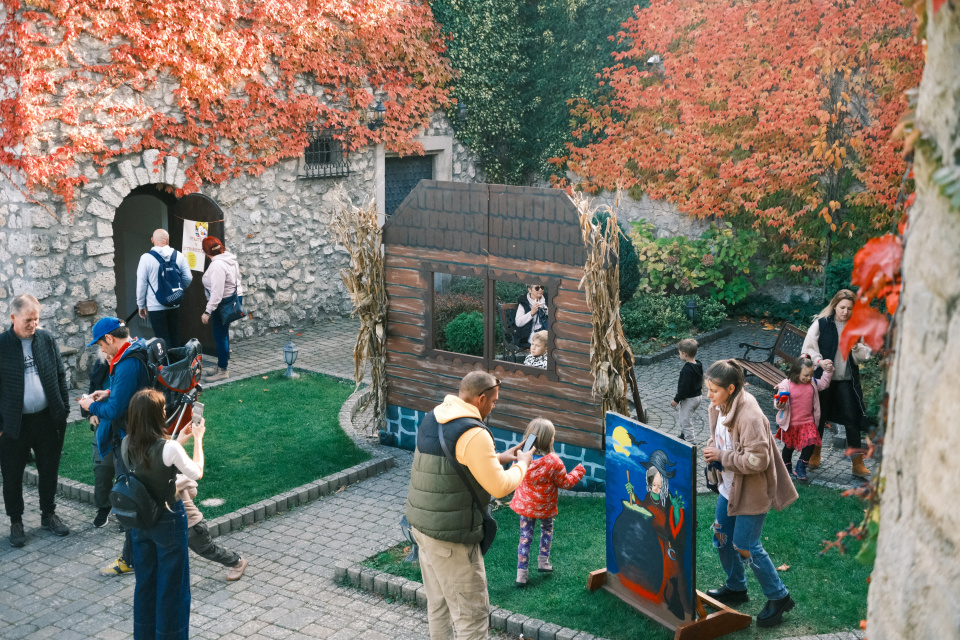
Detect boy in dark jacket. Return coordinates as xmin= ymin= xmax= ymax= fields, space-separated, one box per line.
xmin=671 ymin=339 xmax=703 ymax=441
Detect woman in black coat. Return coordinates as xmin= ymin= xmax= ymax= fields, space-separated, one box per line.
xmin=801 ymin=289 xmax=873 ymax=478
xmin=514 ymin=284 xmax=549 ymax=350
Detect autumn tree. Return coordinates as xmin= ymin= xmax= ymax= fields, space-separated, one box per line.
xmin=0 ymin=0 xmax=454 ymax=209
xmin=556 ymin=0 xmax=923 ymax=277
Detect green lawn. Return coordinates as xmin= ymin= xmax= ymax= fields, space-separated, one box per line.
xmin=56 ymin=370 xmax=370 ymax=520
xmin=365 ymin=484 xmax=869 ymax=640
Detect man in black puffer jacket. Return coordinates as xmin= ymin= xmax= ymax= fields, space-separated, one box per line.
xmin=0 ymin=294 xmax=70 ymax=548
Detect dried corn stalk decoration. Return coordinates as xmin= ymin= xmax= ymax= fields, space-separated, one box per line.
xmin=576 ymin=193 xmax=630 ymax=418
xmin=330 ymin=189 xmax=387 ymax=433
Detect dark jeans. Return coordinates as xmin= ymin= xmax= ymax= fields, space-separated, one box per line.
xmin=188 ymin=520 xmax=240 ymax=566
xmin=132 ymin=500 xmax=190 ymax=640
xmin=210 ymin=305 xmax=231 ymax=369
xmin=817 ymin=380 xmax=864 ymax=450
xmin=0 ymin=409 xmax=65 ymax=522
xmin=92 ymin=442 xmax=115 ymax=510
xmin=147 ymin=308 xmax=182 ymax=349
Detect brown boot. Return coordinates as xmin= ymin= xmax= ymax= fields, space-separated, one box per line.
xmin=851 ymin=454 xmax=871 ymax=478
xmin=808 ymin=445 xmax=822 ymax=469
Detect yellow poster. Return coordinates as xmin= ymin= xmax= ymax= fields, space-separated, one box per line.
xmin=182 ymin=220 xmax=208 ymax=272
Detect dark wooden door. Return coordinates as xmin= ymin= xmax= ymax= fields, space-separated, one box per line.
xmin=384 ymin=155 xmax=434 ymax=217
xmin=169 ymin=194 xmax=226 ymax=357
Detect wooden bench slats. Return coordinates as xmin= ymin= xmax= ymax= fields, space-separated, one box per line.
xmin=735 ymin=322 xmax=808 ymax=389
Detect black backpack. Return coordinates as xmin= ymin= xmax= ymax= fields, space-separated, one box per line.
xmin=110 ymin=440 xmax=163 ymax=529
xmin=149 ymin=250 xmax=185 ymax=307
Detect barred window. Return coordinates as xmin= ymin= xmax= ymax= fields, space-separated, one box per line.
xmin=302 ymin=127 xmax=350 ymax=178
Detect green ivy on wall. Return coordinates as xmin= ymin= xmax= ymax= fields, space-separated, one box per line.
xmin=433 ymin=0 xmax=638 ymax=185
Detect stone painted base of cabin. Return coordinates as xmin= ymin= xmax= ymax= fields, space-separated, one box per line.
xmin=383 ymin=404 xmax=606 ymax=491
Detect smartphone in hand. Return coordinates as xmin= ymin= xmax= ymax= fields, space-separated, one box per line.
xmin=521 ymin=433 xmax=537 ymax=453
xmin=192 ymin=401 xmax=204 ymax=425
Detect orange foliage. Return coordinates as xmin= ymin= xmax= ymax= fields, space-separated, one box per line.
xmin=840 ymin=233 xmax=902 ymax=354
xmin=0 ymin=0 xmax=454 ymax=209
xmin=555 ymin=0 xmax=922 ymax=270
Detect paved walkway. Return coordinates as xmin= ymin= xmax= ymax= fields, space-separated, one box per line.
xmin=5 ymin=319 xmax=867 ymax=640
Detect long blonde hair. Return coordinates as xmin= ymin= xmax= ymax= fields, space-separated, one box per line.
xmin=815 ymin=289 xmax=856 ymax=320
xmin=522 ymin=418 xmax=555 ymax=455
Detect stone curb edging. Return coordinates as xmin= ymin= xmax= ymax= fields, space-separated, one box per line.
xmin=634 ymin=326 xmax=733 ymax=366
xmin=24 ymin=381 xmax=394 ymax=540
xmin=335 ymin=562 xmax=606 ymax=640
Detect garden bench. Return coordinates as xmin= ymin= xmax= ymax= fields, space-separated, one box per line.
xmin=734 ymin=322 xmax=807 ymax=388
xmin=496 ymin=301 xmax=523 ymax=363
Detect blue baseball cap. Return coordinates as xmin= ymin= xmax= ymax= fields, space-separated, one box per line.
xmin=87 ymin=317 xmax=125 ymax=347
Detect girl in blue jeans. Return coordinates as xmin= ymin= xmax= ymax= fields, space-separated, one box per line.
xmin=200 ymin=235 xmax=242 ymax=382
xmin=123 ymin=389 xmax=206 ymax=640
xmin=702 ymin=360 xmax=799 ymax=628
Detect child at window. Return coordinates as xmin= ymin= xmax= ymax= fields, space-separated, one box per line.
xmin=523 ymin=330 xmax=548 ymax=369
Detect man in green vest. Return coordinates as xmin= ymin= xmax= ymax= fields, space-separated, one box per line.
xmin=406 ymin=371 xmax=532 ymax=639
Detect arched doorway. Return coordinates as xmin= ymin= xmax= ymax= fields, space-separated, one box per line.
xmin=113 ymin=186 xmax=177 ymax=338
xmin=168 ymin=194 xmax=226 ymax=357
xmin=113 ymin=186 xmax=225 ymax=358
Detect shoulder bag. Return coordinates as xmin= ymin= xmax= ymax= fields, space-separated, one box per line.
xmin=437 ymin=421 xmax=498 ymax=555
xmin=218 ymin=264 xmax=245 ymax=325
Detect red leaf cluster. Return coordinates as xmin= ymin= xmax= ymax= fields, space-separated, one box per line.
xmin=0 ymin=0 xmax=455 ymax=209
xmin=840 ymin=234 xmax=902 ymax=354
xmin=554 ymin=0 xmax=922 ymax=271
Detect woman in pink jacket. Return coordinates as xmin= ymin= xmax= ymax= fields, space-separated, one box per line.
xmin=200 ymin=236 xmax=242 ymax=382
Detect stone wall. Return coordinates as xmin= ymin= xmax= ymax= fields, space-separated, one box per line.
xmin=0 ymin=14 xmax=483 ymax=388
xmin=866 ymin=8 xmax=960 ymax=639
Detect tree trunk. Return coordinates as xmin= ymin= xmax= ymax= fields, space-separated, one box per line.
xmin=866 ymin=5 xmax=960 ymax=639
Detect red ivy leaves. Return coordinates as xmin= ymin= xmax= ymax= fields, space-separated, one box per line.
xmin=555 ymin=0 xmax=922 ymax=273
xmin=0 ymin=0 xmax=455 ymax=210
xmin=840 ymin=234 xmax=903 ymax=354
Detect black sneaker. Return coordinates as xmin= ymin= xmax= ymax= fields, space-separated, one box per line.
xmin=706 ymin=585 xmax=749 ymax=605
xmin=40 ymin=513 xmax=70 ymax=537
xmin=757 ymin=594 xmax=795 ymax=627
xmin=93 ymin=508 xmax=111 ymax=528
xmin=9 ymin=522 xmax=26 ymax=548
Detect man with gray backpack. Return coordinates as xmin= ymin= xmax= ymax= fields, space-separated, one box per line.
xmin=136 ymin=229 xmax=193 ymax=349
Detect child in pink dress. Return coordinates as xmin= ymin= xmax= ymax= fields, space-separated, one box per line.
xmin=509 ymin=418 xmax=585 ymax=587
xmin=774 ymin=356 xmax=834 ymax=480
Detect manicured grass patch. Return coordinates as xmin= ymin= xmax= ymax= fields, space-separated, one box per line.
xmin=364 ymin=484 xmax=869 ymax=639
xmin=55 ymin=370 xmax=368 ymax=520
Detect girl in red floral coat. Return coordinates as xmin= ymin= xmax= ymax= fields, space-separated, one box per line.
xmin=510 ymin=418 xmax=586 ymax=586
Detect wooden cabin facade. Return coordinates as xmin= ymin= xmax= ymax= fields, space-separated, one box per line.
xmin=381 ymin=180 xmax=607 ymax=488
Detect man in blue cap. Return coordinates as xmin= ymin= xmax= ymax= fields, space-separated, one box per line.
xmin=79 ymin=317 xmax=152 ymax=575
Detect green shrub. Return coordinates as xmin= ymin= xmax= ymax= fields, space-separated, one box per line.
xmin=729 ymin=293 xmax=824 ymax=330
xmin=859 ymin=356 xmax=884 ymax=427
xmin=693 ymin=296 xmax=727 ymax=332
xmin=825 ymin=257 xmax=854 ymax=298
xmin=449 ymin=275 xmax=485 ymax=297
xmin=629 ymin=222 xmax=759 ymax=305
xmin=595 ymin=211 xmax=642 ymax=303
xmin=495 ymin=280 xmax=528 ymax=303
xmin=446 ymin=311 xmax=485 ymax=356
xmin=434 ymin=293 xmax=483 ymax=351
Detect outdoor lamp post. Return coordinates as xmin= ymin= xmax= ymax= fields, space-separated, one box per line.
xmin=399 ymin=516 xmax=419 ymax=562
xmin=685 ymin=299 xmax=699 ymax=321
xmin=457 ymin=100 xmax=467 ymax=123
xmin=283 ymin=342 xmax=300 ymax=379
xmin=367 ymin=100 xmax=386 ymax=131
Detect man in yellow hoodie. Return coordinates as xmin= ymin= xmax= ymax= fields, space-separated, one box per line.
xmin=406 ymin=371 xmax=532 ymax=639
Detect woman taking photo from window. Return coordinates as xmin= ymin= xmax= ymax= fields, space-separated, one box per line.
xmin=122 ymin=389 xmax=204 ymax=640
xmin=515 ymin=283 xmax=549 ymax=350
xmin=801 ymin=289 xmax=873 ymax=477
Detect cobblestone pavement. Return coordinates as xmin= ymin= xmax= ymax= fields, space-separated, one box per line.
xmin=7 ymin=318 xmax=866 ymax=639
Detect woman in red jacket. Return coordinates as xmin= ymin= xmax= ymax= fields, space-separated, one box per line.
xmin=510 ymin=418 xmax=585 ymax=587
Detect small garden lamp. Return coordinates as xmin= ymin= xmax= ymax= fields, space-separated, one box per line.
xmin=367 ymin=100 xmax=386 ymax=131
xmin=457 ymin=100 xmax=467 ymax=123
xmin=399 ymin=516 xmax=419 ymax=562
xmin=283 ymin=341 xmax=300 ymax=379
xmin=685 ymin=299 xmax=699 ymax=321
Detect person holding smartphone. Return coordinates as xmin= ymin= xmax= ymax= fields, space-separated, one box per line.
xmin=515 ymin=283 xmax=549 ymax=350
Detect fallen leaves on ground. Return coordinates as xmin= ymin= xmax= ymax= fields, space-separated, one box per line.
xmin=777 ymin=564 xmax=790 ymax=572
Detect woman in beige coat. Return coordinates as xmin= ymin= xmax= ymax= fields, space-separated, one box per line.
xmin=702 ymin=360 xmax=799 ymax=628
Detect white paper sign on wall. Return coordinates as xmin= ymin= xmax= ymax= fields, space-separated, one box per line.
xmin=182 ymin=219 xmax=208 ymax=272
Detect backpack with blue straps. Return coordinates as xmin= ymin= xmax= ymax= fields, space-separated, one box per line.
xmin=149 ymin=250 xmax=185 ymax=307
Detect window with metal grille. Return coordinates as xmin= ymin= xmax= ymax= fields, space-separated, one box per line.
xmin=301 ymin=127 xmax=350 ymax=178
